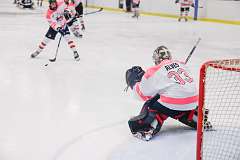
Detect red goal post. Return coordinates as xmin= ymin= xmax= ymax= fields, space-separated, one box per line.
xmin=197 ymin=59 xmax=240 ymax=160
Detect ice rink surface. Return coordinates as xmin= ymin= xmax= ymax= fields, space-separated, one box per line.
xmin=0 ymin=1 xmax=239 ymax=160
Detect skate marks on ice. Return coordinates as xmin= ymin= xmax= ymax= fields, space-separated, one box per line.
xmin=108 ymin=125 xmax=196 ymax=160
xmin=52 ymin=120 xmax=127 ymax=160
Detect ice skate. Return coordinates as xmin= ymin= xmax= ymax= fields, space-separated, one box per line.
xmin=133 ymin=129 xmax=154 ymax=141
xmin=204 ymin=121 xmax=213 ymax=131
xmin=135 ymin=12 xmax=140 ymax=19
xmin=73 ymin=51 xmax=80 ymax=61
xmin=132 ymin=13 xmax=137 ymax=18
xmin=203 ymin=109 xmax=213 ymax=131
xmin=30 ymin=50 xmax=40 ymax=58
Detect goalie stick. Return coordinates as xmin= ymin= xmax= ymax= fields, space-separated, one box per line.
xmin=185 ymin=37 xmax=201 ymax=64
xmin=84 ymin=8 xmax=103 ymax=15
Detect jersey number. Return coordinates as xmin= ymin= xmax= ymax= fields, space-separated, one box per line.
xmin=167 ymin=68 xmax=193 ymax=85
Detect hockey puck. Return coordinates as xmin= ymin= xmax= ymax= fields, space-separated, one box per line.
xmin=44 ymin=63 xmax=48 ymax=66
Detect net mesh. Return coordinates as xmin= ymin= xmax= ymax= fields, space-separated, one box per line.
xmin=201 ymin=59 xmax=240 ymax=160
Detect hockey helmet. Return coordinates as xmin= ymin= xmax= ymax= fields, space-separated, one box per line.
xmin=152 ymin=46 xmax=172 ymax=65
xmin=49 ymin=0 xmax=56 ymax=3
xmin=64 ymin=0 xmax=70 ymax=4
xmin=49 ymin=0 xmax=57 ymax=10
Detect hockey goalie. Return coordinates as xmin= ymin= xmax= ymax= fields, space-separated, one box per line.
xmin=125 ymin=46 xmax=212 ymax=141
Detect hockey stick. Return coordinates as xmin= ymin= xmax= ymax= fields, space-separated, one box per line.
xmin=49 ymin=35 xmax=62 ymax=62
xmin=185 ymin=37 xmax=201 ymax=64
xmin=84 ymin=8 xmax=103 ymax=15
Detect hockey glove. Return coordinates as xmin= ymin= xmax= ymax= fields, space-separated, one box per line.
xmin=125 ymin=66 xmax=145 ymax=91
xmin=57 ymin=27 xmax=65 ymax=35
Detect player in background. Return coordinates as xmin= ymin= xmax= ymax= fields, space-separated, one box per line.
xmin=175 ymin=0 xmax=194 ymax=22
xmin=63 ymin=0 xmax=85 ymax=38
xmin=132 ymin=0 xmax=140 ymax=18
xmin=15 ymin=0 xmax=34 ymax=8
xmin=125 ymin=46 xmax=212 ymax=141
xmin=30 ymin=0 xmax=80 ymax=61
xmin=125 ymin=0 xmax=132 ymax=12
xmin=37 ymin=0 xmax=43 ymax=7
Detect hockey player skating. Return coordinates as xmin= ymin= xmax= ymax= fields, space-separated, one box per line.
xmin=63 ymin=0 xmax=85 ymax=38
xmin=175 ymin=0 xmax=194 ymax=22
xmin=125 ymin=46 xmax=212 ymax=141
xmin=31 ymin=0 xmax=80 ymax=61
xmin=132 ymin=0 xmax=140 ymax=18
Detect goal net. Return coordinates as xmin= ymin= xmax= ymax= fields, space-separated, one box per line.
xmin=197 ymin=59 xmax=240 ymax=160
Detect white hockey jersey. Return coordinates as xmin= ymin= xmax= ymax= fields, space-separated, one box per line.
xmin=133 ymin=59 xmax=198 ymax=111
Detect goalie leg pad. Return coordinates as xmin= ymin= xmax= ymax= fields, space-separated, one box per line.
xmin=129 ymin=114 xmax=164 ymax=141
xmin=177 ymin=108 xmax=213 ymax=130
xmin=128 ymin=106 xmax=150 ymax=134
xmin=128 ymin=104 xmax=165 ymax=135
xmin=177 ymin=110 xmax=197 ymax=129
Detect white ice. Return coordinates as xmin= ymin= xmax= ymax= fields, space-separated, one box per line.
xmin=0 ymin=1 xmax=239 ymax=160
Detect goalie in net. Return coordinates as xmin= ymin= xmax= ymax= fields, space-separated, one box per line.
xmin=125 ymin=46 xmax=212 ymax=141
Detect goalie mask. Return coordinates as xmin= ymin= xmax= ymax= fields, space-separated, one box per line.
xmin=152 ymin=46 xmax=172 ymax=65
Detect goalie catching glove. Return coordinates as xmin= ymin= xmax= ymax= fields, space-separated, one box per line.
xmin=125 ymin=66 xmax=145 ymax=91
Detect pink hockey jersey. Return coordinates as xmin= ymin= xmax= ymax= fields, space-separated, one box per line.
xmin=133 ymin=59 xmax=198 ymax=111
xmin=46 ymin=0 xmax=67 ymax=30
